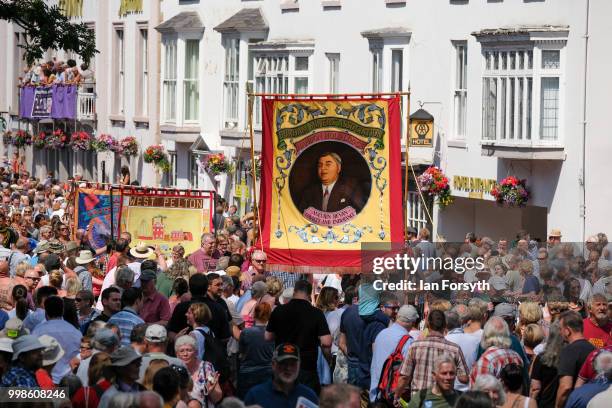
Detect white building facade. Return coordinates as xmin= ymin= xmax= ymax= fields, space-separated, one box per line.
xmin=1 ymin=0 xmax=611 ymax=242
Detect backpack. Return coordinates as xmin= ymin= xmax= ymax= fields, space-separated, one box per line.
xmin=376 ymin=334 xmax=411 ymax=403
xmin=195 ymin=328 xmax=230 ymax=383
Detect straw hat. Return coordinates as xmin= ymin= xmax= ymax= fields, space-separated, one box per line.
xmin=129 ymin=241 xmax=155 ymax=259
xmin=75 ymin=250 xmax=95 ymax=265
xmin=549 ymin=229 xmax=562 ymax=238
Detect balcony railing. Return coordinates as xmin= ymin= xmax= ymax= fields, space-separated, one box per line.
xmin=18 ymin=82 xmax=96 ymax=122
xmin=78 ymin=90 xmax=96 ymax=121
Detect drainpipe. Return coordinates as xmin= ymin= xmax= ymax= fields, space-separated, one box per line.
xmin=579 ymin=0 xmax=590 ymax=246
xmin=153 ymin=0 xmax=162 ymax=186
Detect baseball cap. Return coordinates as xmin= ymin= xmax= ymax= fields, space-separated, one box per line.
xmin=273 ymin=343 xmax=300 ymax=362
xmin=140 ymin=269 xmax=157 ymax=282
xmin=110 ymin=346 xmax=142 ymax=367
xmin=145 ymin=324 xmax=167 ymax=343
xmin=93 ymin=329 xmax=120 ymax=350
xmin=396 ymin=305 xmax=419 ymax=323
xmin=493 ymin=303 xmax=517 ymax=318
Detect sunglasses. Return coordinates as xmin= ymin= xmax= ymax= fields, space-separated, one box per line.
xmin=384 ymin=305 xmax=400 ymax=310
xmin=26 ymin=276 xmax=41 ymax=281
xmin=253 ymin=259 xmax=266 ymax=263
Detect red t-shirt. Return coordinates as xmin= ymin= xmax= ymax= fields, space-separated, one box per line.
xmin=71 ymin=380 xmax=112 ymax=408
xmin=583 ymin=318 xmax=612 ymax=348
xmin=35 ymin=369 xmax=55 ymax=389
xmin=578 ymin=345 xmax=612 ymax=381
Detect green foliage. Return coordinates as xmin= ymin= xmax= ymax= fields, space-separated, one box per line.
xmin=0 ymin=0 xmax=98 ymax=65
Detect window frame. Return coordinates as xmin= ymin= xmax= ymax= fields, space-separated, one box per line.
xmin=136 ymin=24 xmax=149 ymax=117
xmin=222 ymin=36 xmax=241 ymax=129
xmin=451 ymin=41 xmax=468 ymax=140
xmin=113 ymin=24 xmax=125 ymax=116
xmin=479 ymin=41 xmax=565 ymax=147
xmin=160 ymin=34 xmax=201 ymax=126
xmin=326 ymin=53 xmax=340 ymax=94
xmin=251 ymin=50 xmax=314 ymax=128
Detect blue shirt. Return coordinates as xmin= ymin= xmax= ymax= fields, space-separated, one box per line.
xmin=236 ymin=291 xmax=252 ymax=313
xmin=244 ymin=379 xmax=318 ymax=408
xmin=23 ymin=308 xmax=45 ymax=332
xmin=1 ymin=364 xmax=38 ymax=387
xmin=564 ymin=379 xmax=610 ymax=408
xmin=32 ymin=318 xmax=83 ymax=384
xmin=370 ymin=323 xmax=414 ymax=401
xmin=108 ymin=307 xmax=145 ymax=346
xmin=340 ymin=304 xmax=390 ymax=388
xmin=523 ymin=275 xmax=541 ymax=294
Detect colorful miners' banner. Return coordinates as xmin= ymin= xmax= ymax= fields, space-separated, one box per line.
xmin=74 ymin=188 xmax=121 ymax=250
xmin=259 ymin=97 xmax=404 ymax=273
xmin=119 ymin=190 xmax=214 ymax=256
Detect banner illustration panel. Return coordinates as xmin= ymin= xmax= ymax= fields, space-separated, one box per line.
xmin=259 ymin=97 xmax=404 ymax=273
xmin=120 ymin=191 xmax=214 ymax=256
xmin=74 ymin=188 xmax=121 ymax=250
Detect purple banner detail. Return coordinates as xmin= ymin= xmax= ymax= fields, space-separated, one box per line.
xmin=19 ymin=85 xmax=77 ymax=120
xmin=303 ymin=206 xmax=357 ymax=226
xmin=50 ymin=85 xmax=64 ymax=118
xmin=19 ymin=87 xmax=35 ymax=119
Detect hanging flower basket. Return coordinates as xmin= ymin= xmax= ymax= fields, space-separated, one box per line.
xmin=144 ymin=144 xmax=171 ymax=173
xmin=119 ymin=136 xmax=139 ymax=157
xmin=91 ymin=133 xmax=118 ymax=152
xmin=2 ymin=131 xmax=12 ymax=146
xmin=32 ymin=131 xmax=47 ymax=149
xmin=11 ymin=130 xmax=32 ymax=148
xmin=46 ymin=129 xmax=69 ymax=149
xmin=202 ymin=153 xmax=230 ymax=175
xmin=70 ymin=131 xmax=93 ymax=150
xmin=491 ymin=176 xmax=530 ymax=207
xmin=417 ymin=166 xmax=454 ymax=208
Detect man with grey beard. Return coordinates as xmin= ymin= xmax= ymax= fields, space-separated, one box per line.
xmin=244 ymin=343 xmax=319 ymax=407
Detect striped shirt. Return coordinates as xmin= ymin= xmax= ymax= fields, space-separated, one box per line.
xmin=107 ymin=307 xmax=145 ymax=346
xmin=470 ymin=346 xmax=523 ymax=385
xmin=399 ymin=332 xmax=468 ymax=394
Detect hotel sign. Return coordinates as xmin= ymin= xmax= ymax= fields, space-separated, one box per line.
xmin=453 ymin=176 xmax=497 ymax=200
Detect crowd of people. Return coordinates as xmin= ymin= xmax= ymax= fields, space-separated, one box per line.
xmin=0 ymin=166 xmax=610 ymax=408
xmin=18 ymin=59 xmax=94 ymax=88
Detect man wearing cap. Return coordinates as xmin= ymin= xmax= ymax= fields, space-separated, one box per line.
xmin=138 ymin=324 xmax=185 ymax=382
xmin=97 ymin=346 xmax=146 ymax=408
xmin=32 ymin=295 xmax=82 ymax=384
xmin=108 ymin=287 xmax=145 ymax=346
xmin=76 ymin=328 xmax=120 ymax=386
xmin=0 ymin=335 xmax=44 ymax=387
xmin=74 ymin=250 xmax=94 ymax=292
xmin=369 ymin=305 xmax=419 ymax=402
xmin=139 ymin=269 xmax=171 ymax=326
xmin=244 ymin=343 xmax=318 ymax=408
xmin=266 ymin=280 xmax=331 ymax=394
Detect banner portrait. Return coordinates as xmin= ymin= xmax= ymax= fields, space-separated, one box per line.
xmin=119 ymin=190 xmax=214 ymax=256
xmin=74 ymin=188 xmax=121 ymax=250
xmin=31 ymin=87 xmax=53 ymax=118
xmin=259 ymin=97 xmax=404 ymax=273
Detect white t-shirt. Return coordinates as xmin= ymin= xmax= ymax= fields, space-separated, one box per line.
xmin=95 ymin=262 xmax=141 ymax=311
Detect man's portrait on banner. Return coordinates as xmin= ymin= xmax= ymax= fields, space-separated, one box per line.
xmin=290 ymin=141 xmax=371 ymax=225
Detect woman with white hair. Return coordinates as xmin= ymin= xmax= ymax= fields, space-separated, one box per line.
xmin=470 ymin=317 xmax=524 ymax=386
xmin=174 ymin=335 xmax=222 ymax=406
xmin=473 ymin=374 xmax=506 ymax=406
